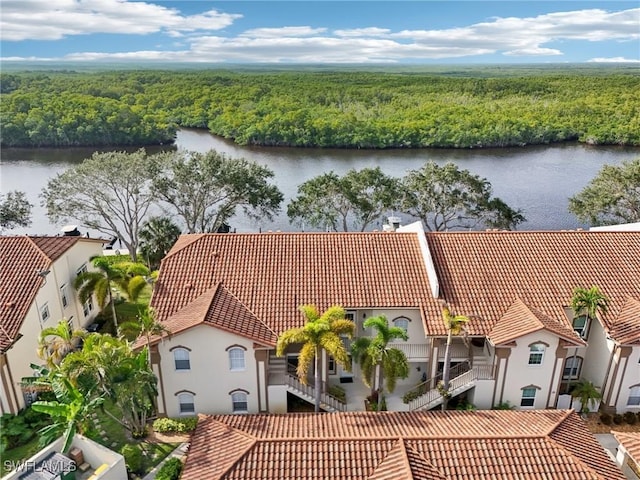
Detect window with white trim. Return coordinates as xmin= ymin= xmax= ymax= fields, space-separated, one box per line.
xmin=76 ymin=263 xmax=88 ymax=276
xmin=229 ymin=348 xmax=246 ymax=371
xmin=572 ymin=315 xmax=590 ymax=339
xmin=231 ymin=391 xmax=248 ymax=413
xmin=60 ymin=284 xmax=69 ymax=308
xmin=178 ymin=393 xmax=195 ymax=414
xmin=393 ymin=317 xmax=409 ymax=333
xmin=627 ymin=386 xmax=640 ymax=406
xmin=173 ymin=348 xmax=191 ymax=371
xmin=563 ymin=356 xmax=583 ymax=380
xmin=521 ymin=387 xmax=537 ymax=407
xmin=82 ymin=298 xmax=93 ymax=317
xmin=528 ymin=344 xmax=545 ymax=365
xmin=40 ymin=304 xmax=50 ymax=323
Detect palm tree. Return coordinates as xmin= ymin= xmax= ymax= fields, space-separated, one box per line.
xmin=113 ymin=261 xmax=152 ymax=303
xmin=570 ymin=378 xmax=602 ymax=414
xmin=139 ymin=216 xmax=181 ymax=269
xmin=120 ymin=308 xmax=171 ymax=362
xmin=440 ymin=301 xmax=470 ymax=410
xmin=37 ymin=319 xmax=86 ymax=368
xmin=276 ymin=305 xmax=355 ymax=413
xmin=571 ymin=285 xmax=609 ymax=337
xmin=351 ymin=315 xmax=409 ymax=399
xmin=74 ymin=256 xmax=123 ymax=332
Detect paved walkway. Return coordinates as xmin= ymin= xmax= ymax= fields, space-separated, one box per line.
xmin=595 ymin=434 xmax=637 ymax=480
xmin=141 ymin=442 xmax=189 ymax=480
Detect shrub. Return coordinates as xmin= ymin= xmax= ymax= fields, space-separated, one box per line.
xmin=613 ymin=414 xmax=624 ymax=425
xmin=599 ymin=412 xmax=612 ymax=425
xmin=624 ymin=412 xmax=637 ymax=425
xmin=120 ymin=444 xmax=142 ymax=474
xmin=492 ymin=401 xmax=515 ymax=410
xmin=327 ymin=385 xmax=346 ymax=403
xmin=156 ymin=458 xmax=183 ymax=480
xmin=153 ymin=417 xmax=197 ymax=434
xmin=0 ymin=413 xmax=35 ymax=450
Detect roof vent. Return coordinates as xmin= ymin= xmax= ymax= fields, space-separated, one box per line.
xmin=61 ymin=225 xmax=81 ymax=236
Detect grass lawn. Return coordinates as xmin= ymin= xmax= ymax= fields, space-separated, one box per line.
xmin=1 ymin=436 xmax=43 ymax=475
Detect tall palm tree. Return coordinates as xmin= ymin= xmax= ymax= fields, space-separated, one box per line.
xmin=571 ymin=285 xmax=609 ymax=336
xmin=37 ymin=319 xmax=86 ymax=368
xmin=74 ymin=256 xmax=123 ymax=332
xmin=570 ymin=378 xmax=602 ymax=414
xmin=440 ymin=301 xmax=469 ymax=410
xmin=276 ymin=305 xmax=355 ymax=412
xmin=120 ymin=308 xmax=171 ymax=362
xmin=351 ymin=315 xmax=409 ymax=398
xmin=113 ymin=261 xmax=151 ymax=303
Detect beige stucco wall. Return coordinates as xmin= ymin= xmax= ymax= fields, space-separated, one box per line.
xmin=614 ymin=346 xmax=640 ymax=414
xmin=497 ymin=330 xmax=563 ymax=410
xmin=581 ymin=319 xmax=614 ymax=391
xmin=157 ymin=324 xmax=260 ymax=417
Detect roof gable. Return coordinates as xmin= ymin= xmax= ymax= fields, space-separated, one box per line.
xmin=608 ymin=297 xmax=640 ymax=345
xmin=489 ymin=298 xmax=583 ymax=346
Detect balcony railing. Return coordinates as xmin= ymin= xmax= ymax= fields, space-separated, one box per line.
xmin=437 ymin=343 xmax=469 ymax=359
xmin=391 ymin=342 xmax=430 ymax=360
xmin=285 ymin=373 xmax=347 ymax=412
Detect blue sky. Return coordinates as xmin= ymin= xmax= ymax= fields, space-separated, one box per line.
xmin=1 ymin=1 xmax=638 ymax=64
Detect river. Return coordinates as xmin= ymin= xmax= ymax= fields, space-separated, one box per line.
xmin=1 ymin=128 xmax=639 ymax=236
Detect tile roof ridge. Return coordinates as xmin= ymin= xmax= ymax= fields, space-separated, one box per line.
xmin=544 ymin=409 xmax=577 ymax=437
xmin=162 ymin=233 xmax=206 ymax=260
xmin=398 ymin=438 xmax=414 ymax=480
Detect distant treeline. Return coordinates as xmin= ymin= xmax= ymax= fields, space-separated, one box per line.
xmin=1 ymin=70 xmax=639 ymax=148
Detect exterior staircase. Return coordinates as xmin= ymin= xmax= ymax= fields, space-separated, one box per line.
xmin=408 ymin=363 xmax=494 ymax=411
xmin=268 ymin=354 xmax=346 ymax=412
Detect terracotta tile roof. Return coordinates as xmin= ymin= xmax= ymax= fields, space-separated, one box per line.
xmin=608 ymin=298 xmax=640 ymax=345
xmin=152 ymin=233 xmax=432 ymax=336
xmin=0 ymin=236 xmax=99 ymax=352
xmin=425 ymin=231 xmax=640 ymax=338
xmin=182 ymin=410 xmax=623 ymax=480
xmin=613 ymin=431 xmax=640 ymax=465
xmin=490 ymin=298 xmax=585 ymax=346
xmin=140 ymin=283 xmax=277 ymax=348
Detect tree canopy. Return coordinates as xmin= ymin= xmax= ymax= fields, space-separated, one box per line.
xmin=401 ymin=162 xmax=525 ymax=231
xmin=568 ymin=158 xmax=640 ymax=226
xmin=139 ymin=216 xmax=181 ymax=269
xmin=0 ymin=190 xmax=32 ymax=230
xmin=287 ymin=167 xmax=400 ymax=231
xmin=2 ymin=70 xmax=638 ymax=149
xmin=41 ymin=149 xmax=157 ymax=260
xmin=152 ymin=150 xmax=283 ymax=233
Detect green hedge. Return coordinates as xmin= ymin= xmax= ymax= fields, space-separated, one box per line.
xmin=153 ymin=417 xmax=198 ymax=434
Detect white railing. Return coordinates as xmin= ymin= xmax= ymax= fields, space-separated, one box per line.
xmin=408 ymin=365 xmax=494 ymax=411
xmin=392 ymin=343 xmax=430 ymax=360
xmin=285 ymin=374 xmax=347 ymax=412
xmin=437 ymin=343 xmax=469 ymax=359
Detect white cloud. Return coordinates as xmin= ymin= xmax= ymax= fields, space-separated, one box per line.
xmin=1 ymin=4 xmax=638 ymax=63
xmin=588 ymin=57 xmax=640 ymax=63
xmin=240 ymin=26 xmax=327 ymax=38
xmin=0 ymin=0 xmax=242 ymax=41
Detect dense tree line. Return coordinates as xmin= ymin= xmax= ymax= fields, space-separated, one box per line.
xmin=1 ymin=70 xmax=639 ymax=148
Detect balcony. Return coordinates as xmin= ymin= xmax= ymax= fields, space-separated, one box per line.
xmin=391 ymin=342 xmax=430 ymax=361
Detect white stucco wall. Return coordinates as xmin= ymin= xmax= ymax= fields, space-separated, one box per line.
xmin=157 ymin=325 xmax=260 ymax=417
xmin=614 ymin=346 xmax=640 ymax=414
xmin=498 ymin=330 xmax=562 ymax=410
xmin=581 ymin=319 xmax=614 ymax=390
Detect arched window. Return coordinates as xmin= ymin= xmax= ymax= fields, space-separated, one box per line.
xmin=228 ymin=347 xmax=246 ymax=371
xmin=173 ymin=348 xmax=191 ymax=370
xmin=572 ymin=315 xmax=590 ymax=339
xmin=178 ymin=392 xmax=195 ymax=415
xmin=528 ymin=343 xmax=546 ymax=365
xmin=520 ymin=386 xmax=539 ymax=408
xmin=393 ymin=317 xmax=410 ymax=333
xmin=563 ymin=356 xmax=583 ymax=380
xmin=231 ymin=391 xmax=248 ymax=413
xmin=628 ymin=385 xmax=640 ymax=406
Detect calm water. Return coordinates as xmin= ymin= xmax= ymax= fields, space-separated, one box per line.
xmin=1 ymin=128 xmax=639 ymax=235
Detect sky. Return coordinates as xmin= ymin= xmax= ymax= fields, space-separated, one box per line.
xmin=0 ymin=1 xmax=639 ymax=64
